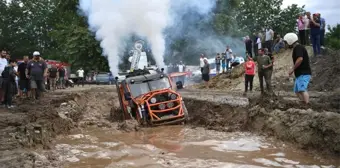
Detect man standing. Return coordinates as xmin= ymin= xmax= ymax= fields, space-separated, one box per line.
xmin=58 ymin=66 xmax=66 ymax=89
xmin=245 ymin=36 xmax=253 ymax=58
xmin=215 ymin=53 xmax=221 ymax=75
xmin=26 ymin=51 xmax=47 ymax=100
xmin=77 ymin=67 xmax=85 ymax=87
xmin=18 ymin=56 xmax=30 ymax=98
xmin=265 ymin=27 xmax=274 ymax=53
xmin=48 ymin=64 xmax=58 ymax=91
xmin=224 ymin=45 xmax=233 ymax=71
xmin=310 ymin=13 xmax=321 ymax=57
xmin=256 ymin=48 xmax=273 ymax=95
xmin=252 ymin=32 xmax=259 ymax=57
xmin=0 ymin=50 xmax=8 ymax=104
xmin=284 ymin=33 xmax=312 ymax=104
xmin=319 ymin=13 xmax=326 ymax=48
xmin=2 ymin=59 xmax=17 ymax=108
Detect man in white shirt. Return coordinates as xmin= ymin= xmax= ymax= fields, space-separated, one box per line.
xmin=199 ymin=54 xmax=205 ymax=73
xmin=77 ymin=67 xmax=85 ymax=87
xmin=0 ymin=49 xmax=9 ymax=104
xmin=265 ymin=27 xmax=275 ymax=53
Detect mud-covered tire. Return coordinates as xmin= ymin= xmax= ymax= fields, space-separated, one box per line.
xmin=182 ymin=101 xmax=189 ymax=123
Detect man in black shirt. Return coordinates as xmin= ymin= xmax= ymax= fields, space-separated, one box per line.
xmin=2 ymin=59 xmax=17 ymax=108
xmin=18 ymin=56 xmax=30 ymax=98
xmin=284 ymin=33 xmax=312 ymax=104
xmin=48 ymin=64 xmax=58 ymax=91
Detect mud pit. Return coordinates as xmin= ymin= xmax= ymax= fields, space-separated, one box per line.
xmin=1 ymin=86 xmax=339 ymax=167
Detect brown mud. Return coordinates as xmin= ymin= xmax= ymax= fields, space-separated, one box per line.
xmin=0 ymin=84 xmax=339 ymax=167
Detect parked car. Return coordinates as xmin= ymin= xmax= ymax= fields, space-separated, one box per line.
xmin=96 ymin=72 xmax=114 ymax=85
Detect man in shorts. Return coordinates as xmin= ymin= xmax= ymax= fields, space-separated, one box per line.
xmin=284 ymin=33 xmax=312 ymax=104
xmin=26 ymin=51 xmax=47 ymax=100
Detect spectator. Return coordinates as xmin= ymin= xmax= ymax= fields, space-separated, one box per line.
xmin=26 ymin=51 xmax=47 ymax=100
xmin=202 ymin=59 xmax=210 ymax=88
xmin=297 ymin=15 xmax=306 ymax=45
xmin=77 ymin=67 xmax=85 ymax=87
xmin=244 ymin=55 xmax=255 ymax=95
xmin=215 ymin=53 xmax=221 ymax=75
xmin=199 ymin=54 xmax=205 ymax=74
xmin=48 ymin=64 xmax=58 ymax=91
xmin=14 ymin=63 xmax=19 ymax=97
xmin=18 ymin=56 xmax=30 ymax=98
xmin=245 ymin=36 xmax=253 ymax=57
xmin=319 ymin=13 xmax=326 ymax=48
xmin=310 ymin=13 xmax=321 ymax=56
xmin=273 ymin=35 xmax=285 ymax=54
xmin=230 ymin=55 xmax=243 ymax=68
xmin=305 ymin=12 xmax=311 ymax=45
xmin=1 ymin=59 xmax=17 ymax=108
xmin=284 ymin=33 xmax=312 ymax=104
xmin=0 ymin=50 xmax=8 ymax=104
xmin=223 ymin=45 xmax=233 ymax=71
xmin=253 ymin=32 xmax=259 ymax=57
xmin=58 ymin=66 xmax=66 ymax=89
xmin=256 ymin=33 xmax=262 ymax=55
xmin=256 ymin=48 xmax=273 ymax=95
xmin=178 ymin=61 xmax=184 ymax=73
xmin=265 ymin=27 xmax=275 ymax=53
xmin=221 ymin=53 xmax=226 ymax=73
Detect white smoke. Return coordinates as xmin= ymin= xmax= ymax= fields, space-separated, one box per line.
xmin=79 ymin=0 xmax=170 ymax=75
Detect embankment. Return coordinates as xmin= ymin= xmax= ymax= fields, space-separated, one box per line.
xmin=0 ymin=86 xmax=118 ymax=168
xmin=183 ymin=92 xmax=340 ymax=155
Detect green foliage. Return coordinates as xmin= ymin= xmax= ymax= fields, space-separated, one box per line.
xmin=325 ymin=24 xmax=340 ymax=50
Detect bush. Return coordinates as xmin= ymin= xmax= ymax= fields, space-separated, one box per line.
xmin=325 ymin=24 xmax=340 ymax=50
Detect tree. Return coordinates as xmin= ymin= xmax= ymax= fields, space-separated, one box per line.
xmin=325 ymin=24 xmax=340 ymax=50
xmin=273 ymin=4 xmax=305 ymax=36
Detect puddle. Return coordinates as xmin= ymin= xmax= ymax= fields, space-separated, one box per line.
xmin=55 ymin=126 xmax=340 ymax=168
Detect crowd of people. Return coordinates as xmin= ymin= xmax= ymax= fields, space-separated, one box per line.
xmin=0 ymin=50 xmax=87 ymax=109
xmin=198 ymin=11 xmax=321 ymax=105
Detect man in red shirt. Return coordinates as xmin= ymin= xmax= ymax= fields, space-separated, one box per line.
xmin=244 ymin=54 xmax=255 ymax=95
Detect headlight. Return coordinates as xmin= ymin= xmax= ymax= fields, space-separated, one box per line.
xmin=167 ymin=102 xmax=174 ymax=108
xmin=158 ymin=104 xmax=166 ymax=110
xmin=169 ymin=93 xmax=177 ymax=100
xmin=150 ymin=97 xmax=157 ymax=104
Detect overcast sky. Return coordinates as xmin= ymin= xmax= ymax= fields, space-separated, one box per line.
xmin=282 ymin=0 xmax=340 ymax=27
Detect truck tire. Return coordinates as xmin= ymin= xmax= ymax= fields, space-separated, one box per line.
xmin=182 ymin=101 xmax=189 ymax=123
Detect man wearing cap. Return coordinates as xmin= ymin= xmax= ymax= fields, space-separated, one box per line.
xmin=25 ymin=51 xmax=48 ymax=99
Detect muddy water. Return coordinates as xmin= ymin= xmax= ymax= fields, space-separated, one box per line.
xmin=55 ymin=126 xmax=339 ymax=168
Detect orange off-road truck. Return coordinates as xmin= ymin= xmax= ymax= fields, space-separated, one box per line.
xmin=115 ymin=69 xmax=189 ymax=126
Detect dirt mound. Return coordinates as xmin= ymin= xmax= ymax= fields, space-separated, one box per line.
xmin=184 ymin=94 xmax=340 ymax=154
xmin=309 ymin=50 xmax=340 ymax=91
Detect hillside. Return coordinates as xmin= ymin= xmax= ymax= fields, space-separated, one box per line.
xmin=194 ymin=46 xmax=340 ymax=92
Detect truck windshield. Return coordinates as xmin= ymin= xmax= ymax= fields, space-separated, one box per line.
xmin=149 ymin=77 xmax=171 ymax=91
xmin=128 ymin=78 xmax=171 ymax=97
